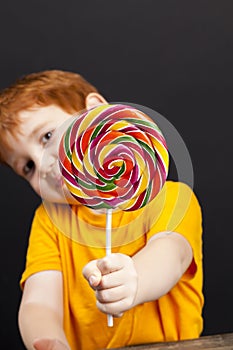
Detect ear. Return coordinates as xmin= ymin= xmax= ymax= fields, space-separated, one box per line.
xmin=85 ymin=92 xmax=107 ymax=109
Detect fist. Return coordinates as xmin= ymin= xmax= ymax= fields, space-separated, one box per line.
xmin=82 ymin=253 xmax=138 ymax=316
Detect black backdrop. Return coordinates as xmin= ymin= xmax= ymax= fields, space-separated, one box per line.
xmin=0 ymin=1 xmax=233 ymax=349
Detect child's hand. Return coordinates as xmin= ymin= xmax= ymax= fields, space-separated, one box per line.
xmin=33 ymin=338 xmax=70 ymax=350
xmin=82 ymin=253 xmax=138 ymax=317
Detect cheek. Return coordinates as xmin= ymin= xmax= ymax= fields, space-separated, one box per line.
xmin=29 ymin=177 xmax=42 ymax=197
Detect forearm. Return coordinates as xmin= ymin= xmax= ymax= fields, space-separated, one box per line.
xmin=18 ymin=302 xmax=70 ymax=350
xmin=82 ymin=233 xmax=192 ymax=316
xmin=132 ymin=233 xmax=192 ymax=306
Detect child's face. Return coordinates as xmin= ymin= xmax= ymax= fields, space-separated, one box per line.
xmin=5 ymin=105 xmax=79 ymax=204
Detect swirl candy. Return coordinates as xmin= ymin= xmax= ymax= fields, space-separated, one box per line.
xmin=59 ymin=104 xmax=169 ymax=211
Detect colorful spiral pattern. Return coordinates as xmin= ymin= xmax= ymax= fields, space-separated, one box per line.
xmin=59 ymin=104 xmax=169 ymax=211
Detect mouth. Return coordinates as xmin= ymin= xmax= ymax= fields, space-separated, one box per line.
xmin=48 ymin=173 xmax=64 ymax=189
xmin=55 ymin=175 xmax=64 ymax=188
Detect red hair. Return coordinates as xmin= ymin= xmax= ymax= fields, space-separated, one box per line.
xmin=0 ymin=70 xmax=98 ymax=163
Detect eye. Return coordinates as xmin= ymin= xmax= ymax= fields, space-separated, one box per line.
xmin=23 ymin=160 xmax=35 ymax=176
xmin=42 ymin=131 xmax=53 ymax=144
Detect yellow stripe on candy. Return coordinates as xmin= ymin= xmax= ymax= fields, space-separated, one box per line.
xmin=109 ymin=120 xmax=130 ymax=131
xmin=119 ymin=196 xmax=138 ymax=211
xmin=64 ymin=180 xmax=89 ymax=198
xmin=72 ymin=145 xmax=83 ymax=172
xmin=150 ymin=136 xmax=169 ymax=172
xmin=78 ymin=105 xmax=109 ymax=135
xmin=134 ymin=151 xmax=146 ymax=176
xmin=83 ymin=151 xmax=96 ymax=178
xmin=137 ymin=170 xmax=150 ymax=194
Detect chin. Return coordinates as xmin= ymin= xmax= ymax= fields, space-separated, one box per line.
xmin=39 ymin=185 xmax=78 ymax=205
xmin=40 ymin=192 xmax=66 ymax=204
xmin=45 ymin=195 xmax=78 ymax=205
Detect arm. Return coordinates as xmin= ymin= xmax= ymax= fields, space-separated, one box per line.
xmin=18 ymin=270 xmax=70 ymax=350
xmin=82 ymin=232 xmax=193 ymax=316
xmin=132 ymin=232 xmax=193 ymax=305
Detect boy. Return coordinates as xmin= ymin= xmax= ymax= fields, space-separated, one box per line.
xmin=0 ymin=70 xmax=204 ymax=350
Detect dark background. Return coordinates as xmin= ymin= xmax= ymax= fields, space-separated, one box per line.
xmin=0 ymin=1 xmax=232 ymax=348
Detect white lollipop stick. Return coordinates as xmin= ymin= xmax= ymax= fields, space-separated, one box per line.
xmin=106 ymin=208 xmax=113 ymax=327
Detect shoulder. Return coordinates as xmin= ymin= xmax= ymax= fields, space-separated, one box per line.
xmin=146 ymin=181 xmax=202 ymax=235
xmin=32 ymin=202 xmax=55 ymax=229
xmin=163 ymin=181 xmax=203 ymax=241
xmin=33 ymin=202 xmax=75 ymax=229
xmin=30 ymin=202 xmax=67 ymax=241
xmin=165 ymin=180 xmax=195 ymax=195
xmin=163 ymin=181 xmax=202 ymax=212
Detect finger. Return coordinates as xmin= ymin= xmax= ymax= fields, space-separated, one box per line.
xmin=97 ymin=269 xmax=123 ymax=290
xmin=96 ymin=297 xmax=132 ymax=316
xmin=96 ymin=285 xmax=125 ymax=303
xmin=82 ymin=260 xmax=102 ymax=287
xmin=113 ymin=312 xmax=124 ymax=318
xmin=97 ymin=253 xmax=125 ymax=275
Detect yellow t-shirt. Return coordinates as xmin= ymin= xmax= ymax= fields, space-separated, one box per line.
xmin=20 ymin=181 xmax=204 ymax=350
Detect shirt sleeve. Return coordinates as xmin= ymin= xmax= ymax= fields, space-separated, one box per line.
xmin=20 ymin=203 xmax=62 ymax=289
xmin=146 ymin=181 xmax=203 ymax=279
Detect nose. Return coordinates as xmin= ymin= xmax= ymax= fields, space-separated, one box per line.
xmin=28 ymin=145 xmax=55 ymax=180
xmin=39 ymin=151 xmax=56 ymax=179
xmin=39 ymin=130 xmax=63 ymax=179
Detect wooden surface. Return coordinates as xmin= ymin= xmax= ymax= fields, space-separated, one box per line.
xmin=109 ymin=333 xmax=233 ymax=350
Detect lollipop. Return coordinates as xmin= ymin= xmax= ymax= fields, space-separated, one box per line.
xmin=59 ymin=103 xmax=169 ymax=326
xmin=59 ymin=104 xmax=169 ymax=210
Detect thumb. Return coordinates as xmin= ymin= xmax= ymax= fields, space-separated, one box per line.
xmin=33 ymin=338 xmax=50 ymax=350
xmin=82 ymin=259 xmax=102 ymax=287
xmin=33 ymin=338 xmax=69 ymax=350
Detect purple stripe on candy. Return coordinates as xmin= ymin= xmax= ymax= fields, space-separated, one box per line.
xmin=130 ymin=163 xmax=140 ymax=183
xmin=75 ymin=135 xmax=84 ymax=160
xmin=61 ymin=168 xmax=76 ymax=186
xmin=155 ymin=152 xmax=167 ymax=177
xmin=156 ymin=160 xmax=167 ymax=182
xmin=92 ymin=105 xmax=129 ymax=124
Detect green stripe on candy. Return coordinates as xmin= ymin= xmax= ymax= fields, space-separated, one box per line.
xmin=137 ymin=139 xmax=157 ymax=163
xmin=74 ymin=176 xmax=96 ymax=190
xmin=110 ymin=135 xmax=135 ymax=144
xmin=75 ymin=174 xmax=118 ymax=192
xmin=124 ymin=118 xmax=161 ymax=133
xmin=64 ymin=123 xmax=74 ymax=161
xmin=141 ymin=181 xmax=152 ymax=207
xmin=96 ymin=182 xmax=117 ymax=192
xmin=91 ymin=202 xmax=113 ymax=210
xmin=90 ymin=121 xmax=106 ymax=141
